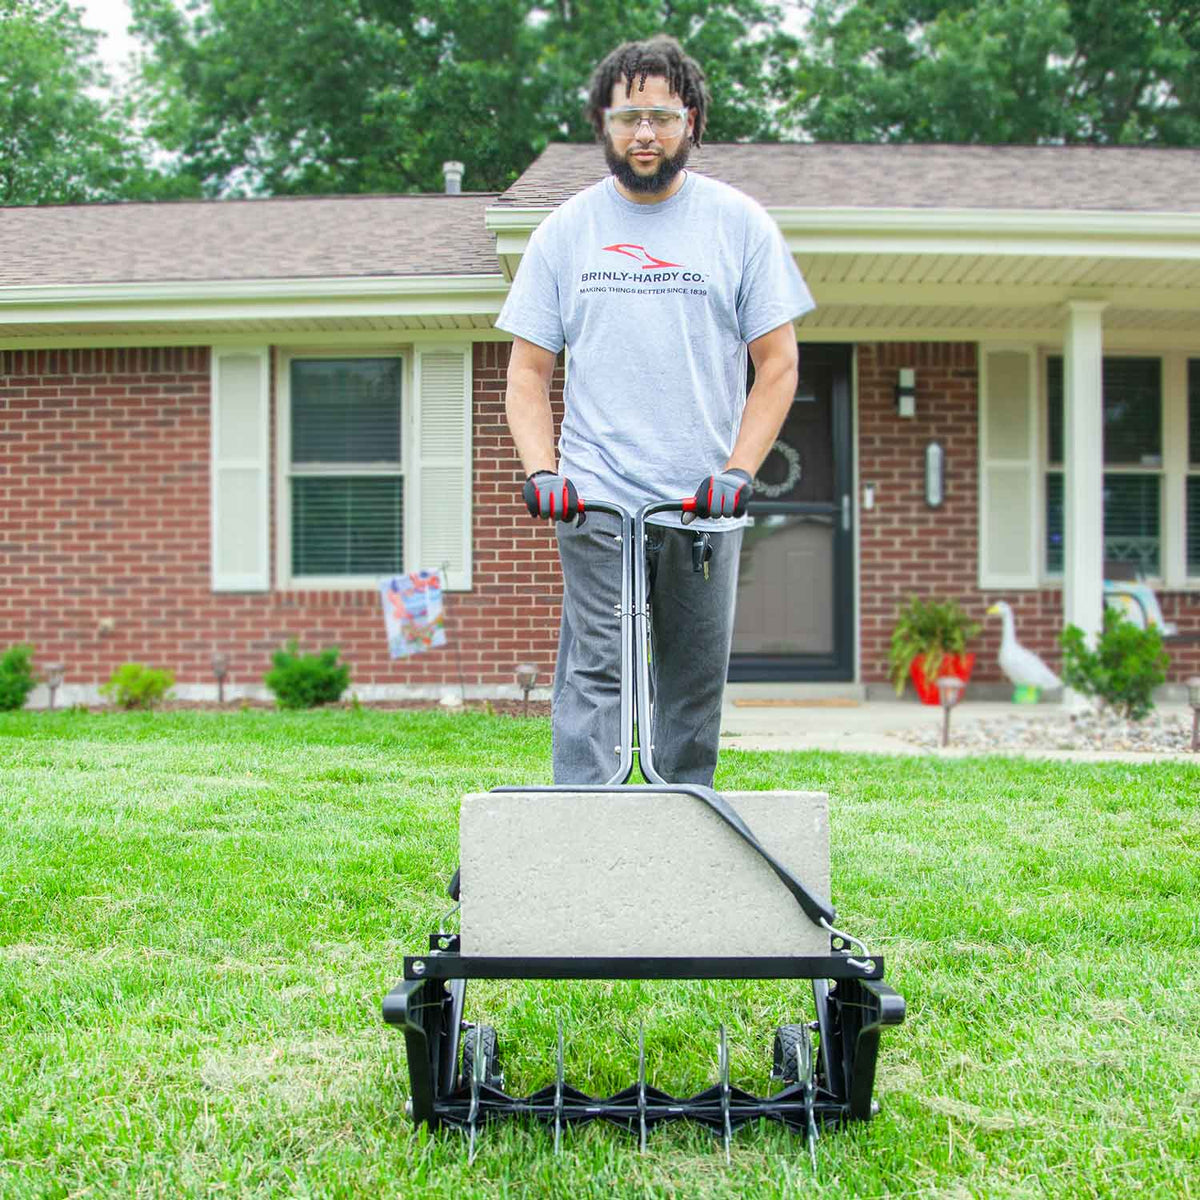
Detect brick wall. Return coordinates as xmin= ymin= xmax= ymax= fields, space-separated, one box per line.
xmin=0 ymin=345 xmax=566 ymax=697
xmin=856 ymin=342 xmax=1200 ymax=685
xmin=2 ymin=342 xmax=1196 ymax=696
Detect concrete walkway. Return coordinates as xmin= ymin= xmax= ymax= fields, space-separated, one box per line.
xmin=718 ymin=684 xmax=1199 ymax=763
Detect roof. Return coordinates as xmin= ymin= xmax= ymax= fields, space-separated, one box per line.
xmin=494 ymin=142 xmax=1200 ymax=213
xmin=0 ymin=192 xmax=501 ymax=288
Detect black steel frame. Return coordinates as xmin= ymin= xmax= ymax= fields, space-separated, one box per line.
xmin=383 ymin=497 xmax=905 ymax=1153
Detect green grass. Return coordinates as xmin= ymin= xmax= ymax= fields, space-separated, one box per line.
xmin=1 ymin=709 xmax=1197 ymax=1198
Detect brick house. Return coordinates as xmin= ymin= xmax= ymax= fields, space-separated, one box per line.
xmin=3 ymin=144 xmax=1199 ymax=704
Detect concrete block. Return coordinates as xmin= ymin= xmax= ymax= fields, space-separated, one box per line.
xmin=459 ymin=790 xmax=830 ymax=958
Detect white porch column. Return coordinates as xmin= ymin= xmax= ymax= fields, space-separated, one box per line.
xmin=1062 ymin=300 xmax=1107 ymax=705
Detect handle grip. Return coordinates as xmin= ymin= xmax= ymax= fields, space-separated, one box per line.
xmin=573 ymin=496 xmax=697 ymax=515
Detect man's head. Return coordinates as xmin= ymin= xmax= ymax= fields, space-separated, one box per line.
xmin=586 ymin=36 xmax=710 ymax=196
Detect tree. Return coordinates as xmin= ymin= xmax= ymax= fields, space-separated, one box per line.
xmin=0 ymin=0 xmax=165 ymax=204
xmin=793 ymin=0 xmax=1200 ymax=145
xmin=127 ymin=0 xmax=800 ymax=198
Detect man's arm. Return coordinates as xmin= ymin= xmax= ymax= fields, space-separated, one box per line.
xmin=504 ymin=336 xmax=560 ymax=477
xmin=725 ymin=322 xmax=798 ymax=476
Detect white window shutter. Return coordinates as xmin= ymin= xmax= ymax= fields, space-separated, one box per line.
xmin=412 ymin=345 xmax=473 ymax=590
xmin=211 ymin=348 xmax=270 ymax=591
xmin=979 ymin=347 xmax=1039 ymax=589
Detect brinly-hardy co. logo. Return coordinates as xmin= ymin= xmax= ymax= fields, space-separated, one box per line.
xmin=602 ymin=243 xmax=681 ymax=269
xmin=579 ymin=243 xmax=707 ymax=286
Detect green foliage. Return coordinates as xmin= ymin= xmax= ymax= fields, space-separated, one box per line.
xmin=888 ymin=595 xmax=981 ymax=695
xmin=263 ymin=640 xmax=350 ymax=709
xmin=0 ymin=643 xmax=37 ymax=711
xmin=0 ymin=0 xmax=171 ymax=204
xmin=99 ymin=663 xmax=175 ymax=710
xmin=127 ymin=0 xmax=800 ymax=197
xmin=794 ymin=0 xmax=1200 ymax=145
xmin=1060 ymin=607 xmax=1169 ymax=720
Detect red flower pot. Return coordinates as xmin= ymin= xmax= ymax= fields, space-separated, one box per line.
xmin=909 ymin=652 xmax=975 ymax=706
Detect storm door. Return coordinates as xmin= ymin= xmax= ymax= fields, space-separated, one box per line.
xmin=729 ymin=344 xmax=854 ymax=681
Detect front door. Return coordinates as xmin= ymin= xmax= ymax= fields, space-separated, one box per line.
xmin=729 ymin=344 xmax=854 ymax=682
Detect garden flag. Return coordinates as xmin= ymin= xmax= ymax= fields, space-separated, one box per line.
xmin=379 ymin=570 xmax=447 ymax=658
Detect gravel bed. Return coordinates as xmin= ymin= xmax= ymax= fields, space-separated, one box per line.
xmin=896 ymin=706 xmax=1196 ymax=754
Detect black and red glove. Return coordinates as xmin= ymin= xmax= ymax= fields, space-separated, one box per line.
xmin=522 ymin=470 xmax=581 ymax=521
xmin=681 ymin=468 xmax=753 ymax=525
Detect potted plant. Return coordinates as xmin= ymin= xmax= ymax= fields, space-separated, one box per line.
xmin=888 ymin=596 xmax=981 ymax=704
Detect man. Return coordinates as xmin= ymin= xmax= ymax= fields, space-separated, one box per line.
xmin=497 ymin=35 xmax=814 ymax=786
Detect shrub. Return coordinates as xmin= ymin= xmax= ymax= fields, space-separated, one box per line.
xmin=100 ymin=663 xmax=175 ymax=710
xmin=264 ymin=641 xmax=350 ymax=709
xmin=0 ymin=644 xmax=37 ymax=712
xmin=888 ymin=596 xmax=981 ymax=695
xmin=1059 ymin=608 xmax=1169 ymax=721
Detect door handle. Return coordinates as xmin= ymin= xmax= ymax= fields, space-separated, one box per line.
xmin=842 ymin=493 xmax=851 ymax=531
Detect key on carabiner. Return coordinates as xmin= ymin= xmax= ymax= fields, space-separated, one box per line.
xmin=691 ymin=531 xmax=713 ymax=580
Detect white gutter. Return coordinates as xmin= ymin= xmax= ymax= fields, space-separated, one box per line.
xmin=0 ymin=273 xmax=509 ymax=308
xmin=486 ymin=202 xmax=1200 ymax=239
xmin=486 ymin=203 xmax=1200 ymax=264
xmin=766 ymin=206 xmax=1200 ymax=239
xmin=0 ymin=273 xmax=511 ymax=327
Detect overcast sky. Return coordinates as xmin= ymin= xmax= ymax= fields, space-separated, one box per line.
xmin=79 ymin=0 xmax=139 ymax=82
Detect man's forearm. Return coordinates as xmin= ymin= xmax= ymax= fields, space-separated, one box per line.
xmin=504 ymin=366 xmax=557 ymax=477
xmin=725 ymin=355 xmax=798 ymax=476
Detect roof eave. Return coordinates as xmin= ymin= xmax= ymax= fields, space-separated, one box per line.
xmin=0 ymin=273 xmax=511 ymax=328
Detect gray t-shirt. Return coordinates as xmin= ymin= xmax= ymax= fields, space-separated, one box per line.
xmin=495 ymin=171 xmax=816 ymax=530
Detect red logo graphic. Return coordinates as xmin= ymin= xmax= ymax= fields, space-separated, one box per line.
xmin=602 ymin=243 xmax=682 ymax=269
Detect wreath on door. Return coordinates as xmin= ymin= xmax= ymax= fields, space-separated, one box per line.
xmin=753 ymin=439 xmax=803 ymax=498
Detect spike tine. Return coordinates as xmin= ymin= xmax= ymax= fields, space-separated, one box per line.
xmin=719 ymin=1024 xmax=731 ymax=1165
xmin=803 ymin=1027 xmax=818 ymax=1172
xmin=554 ymin=1017 xmax=564 ymax=1156
xmin=638 ymin=1024 xmax=647 ymax=1154
xmin=467 ymin=1023 xmax=482 ymax=1164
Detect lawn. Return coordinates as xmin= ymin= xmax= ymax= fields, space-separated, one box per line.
xmin=1 ymin=709 xmax=1197 ymax=1198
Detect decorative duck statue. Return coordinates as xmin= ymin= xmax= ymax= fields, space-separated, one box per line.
xmin=987 ymin=602 xmax=1061 ymax=696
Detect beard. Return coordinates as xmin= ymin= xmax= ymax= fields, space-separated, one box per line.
xmin=604 ymin=136 xmax=691 ymax=195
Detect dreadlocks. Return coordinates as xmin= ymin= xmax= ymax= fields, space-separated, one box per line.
xmin=585 ymin=35 xmax=710 ymax=147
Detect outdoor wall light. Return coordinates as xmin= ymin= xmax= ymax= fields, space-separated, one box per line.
xmin=936 ymin=675 xmax=965 ymax=748
xmin=515 ymin=663 xmax=538 ymax=715
xmin=1188 ymin=676 xmax=1200 ymax=752
xmin=895 ymin=367 xmax=916 ymax=419
xmin=45 ymin=663 xmax=65 ymax=710
xmin=925 ymin=441 xmax=945 ymax=508
xmin=212 ymin=652 xmax=229 ymax=704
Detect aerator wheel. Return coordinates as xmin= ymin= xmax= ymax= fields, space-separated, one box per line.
xmin=460 ymin=1023 xmax=503 ymax=1090
xmin=771 ymin=1023 xmax=814 ymax=1085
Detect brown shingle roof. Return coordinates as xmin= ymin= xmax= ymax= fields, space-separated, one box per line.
xmin=0 ymin=192 xmax=501 ymax=288
xmin=495 ymin=142 xmax=1200 ymax=213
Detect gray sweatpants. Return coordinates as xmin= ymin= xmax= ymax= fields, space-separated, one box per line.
xmin=552 ymin=512 xmax=743 ymax=786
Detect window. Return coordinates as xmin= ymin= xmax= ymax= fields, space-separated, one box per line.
xmin=1190 ymin=360 xmax=1200 ymax=577
xmin=1045 ymin=357 xmax=1163 ymax=577
xmin=286 ymin=357 xmax=404 ymax=581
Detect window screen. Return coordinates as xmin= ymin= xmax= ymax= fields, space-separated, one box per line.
xmin=291 ymin=359 xmax=401 ymax=464
xmin=289 ymin=358 xmax=403 ymax=578
xmin=1047 ymin=357 xmax=1162 ymax=466
xmin=1046 ymin=472 xmax=1161 ymax=577
xmin=291 ymin=477 xmax=403 ymax=576
xmin=1191 ymin=362 xmax=1200 ymax=576
xmin=1188 ymin=478 xmax=1200 ymax=577
xmin=1045 ymin=472 xmax=1063 ymax=576
xmin=1046 ymin=357 xmax=1163 ymax=577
